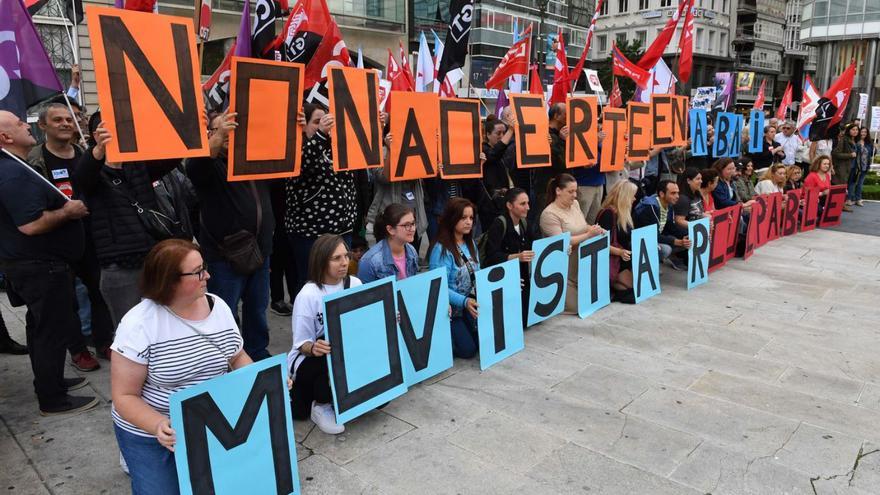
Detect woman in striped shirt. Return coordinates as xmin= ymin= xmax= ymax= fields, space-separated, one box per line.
xmin=110 ymin=239 xmax=253 ymax=495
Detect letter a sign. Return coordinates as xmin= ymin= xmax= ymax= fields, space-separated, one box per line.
xmin=87 ymin=7 xmax=209 ymax=163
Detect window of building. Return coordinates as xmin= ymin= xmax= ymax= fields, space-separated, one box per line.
xmin=719 ymin=32 xmax=727 ymax=56
xmin=618 ymin=0 xmax=628 ymax=13
xmin=722 ymin=0 xmax=728 ymax=13
xmin=639 ymin=0 xmax=649 ymax=10
xmin=597 ymin=34 xmax=608 ymax=54
xmin=813 ymin=0 xmax=827 ymax=16
xmin=600 ymin=0 xmax=609 ymax=15
xmin=616 ymin=32 xmax=628 ymax=45
xmin=709 ymin=0 xmax=715 ymax=9
xmin=636 ymin=30 xmax=647 ymax=46
xmin=660 ymin=0 xmax=672 ymax=7
xmin=696 ymin=27 xmax=704 ymax=50
xmin=707 ymin=30 xmax=715 ymax=53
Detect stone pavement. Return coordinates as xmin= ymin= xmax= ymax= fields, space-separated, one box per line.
xmin=2 ymin=207 xmax=880 ymax=494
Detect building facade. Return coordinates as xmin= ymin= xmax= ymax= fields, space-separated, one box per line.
xmin=732 ymin=0 xmax=786 ymax=107
xmin=590 ymin=0 xmax=737 ymax=93
xmin=800 ymin=0 xmax=880 ymax=119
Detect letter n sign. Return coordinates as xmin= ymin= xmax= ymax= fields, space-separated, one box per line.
xmin=169 ymin=354 xmax=301 ymax=495
xmin=86 ymin=7 xmax=208 ymax=162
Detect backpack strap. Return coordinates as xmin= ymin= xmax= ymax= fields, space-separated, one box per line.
xmin=343 ymin=275 xmax=351 ymax=290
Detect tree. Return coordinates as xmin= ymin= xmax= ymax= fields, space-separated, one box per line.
xmin=596 ymin=39 xmax=644 ymax=105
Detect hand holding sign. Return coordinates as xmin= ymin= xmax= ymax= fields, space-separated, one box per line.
xmin=92 ymin=122 xmax=113 ymax=160
xmin=319 ymin=114 xmax=335 ymax=134
xmin=155 ymin=417 xmax=176 ymax=452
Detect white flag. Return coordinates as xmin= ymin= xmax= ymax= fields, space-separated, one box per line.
xmin=415 ymin=31 xmax=434 ymax=92
xmin=357 ymin=46 xmax=364 ymax=69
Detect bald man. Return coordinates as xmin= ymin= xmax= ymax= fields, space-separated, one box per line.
xmin=0 ymin=110 xmax=98 ymax=415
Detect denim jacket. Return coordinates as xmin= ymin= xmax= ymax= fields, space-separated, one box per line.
xmin=357 ymin=239 xmax=419 ymax=283
xmin=428 ymin=242 xmax=479 ymax=316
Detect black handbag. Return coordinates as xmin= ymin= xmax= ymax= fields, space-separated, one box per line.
xmin=201 ymin=182 xmax=264 ymax=275
xmin=103 ymin=173 xmax=188 ymax=241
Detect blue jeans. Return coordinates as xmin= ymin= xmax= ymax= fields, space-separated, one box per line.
xmin=114 ymin=424 xmax=179 ymax=495
xmin=207 ymin=258 xmax=271 ymax=360
xmin=450 ymin=313 xmax=478 ymax=359
xmin=849 ymin=168 xmax=867 ymax=201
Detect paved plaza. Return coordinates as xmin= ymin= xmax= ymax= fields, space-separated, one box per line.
xmin=2 ymin=204 xmax=880 ymax=495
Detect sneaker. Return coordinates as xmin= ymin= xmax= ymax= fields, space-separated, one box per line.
xmin=270 ymin=301 xmax=293 ymax=316
xmin=39 ymin=395 xmax=99 ymax=416
xmin=71 ymin=351 xmax=100 ymax=372
xmin=663 ymin=257 xmax=686 ymax=271
xmin=0 ymin=337 xmax=28 ymax=355
xmin=310 ymin=402 xmax=344 ymax=434
xmin=63 ymin=377 xmax=89 ymax=391
xmin=845 ymin=199 xmax=854 ymax=206
xmin=856 ymin=200 xmax=864 ymax=207
xmin=843 ymin=204 xmax=854 ymax=212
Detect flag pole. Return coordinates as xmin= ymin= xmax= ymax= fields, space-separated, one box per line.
xmin=1 ymin=149 xmax=70 ymax=201
xmin=61 ymin=93 xmax=88 ymax=148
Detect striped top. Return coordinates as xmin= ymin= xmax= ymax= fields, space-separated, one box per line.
xmin=110 ymin=294 xmax=242 ymax=438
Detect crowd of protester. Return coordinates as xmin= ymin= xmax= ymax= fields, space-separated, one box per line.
xmin=0 ymin=96 xmax=875 ymax=494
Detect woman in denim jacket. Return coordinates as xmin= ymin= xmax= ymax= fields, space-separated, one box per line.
xmin=428 ymin=198 xmax=480 ymax=359
xmin=358 ymin=204 xmax=419 ymax=283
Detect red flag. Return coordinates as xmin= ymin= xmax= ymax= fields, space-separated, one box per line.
xmin=203 ymin=43 xmax=235 ymax=110
xmin=270 ymin=0 xmax=350 ymax=88
xmin=612 ymin=43 xmax=651 ymax=88
xmin=529 ymin=64 xmax=543 ymax=95
xmin=398 ymin=40 xmax=417 ymax=92
xmin=549 ymin=31 xmax=570 ymax=105
xmin=678 ymin=0 xmax=694 ymax=83
xmin=823 ymin=61 xmax=856 ymax=129
xmin=387 ymin=49 xmax=413 ymax=92
xmin=638 ymin=0 xmax=688 ymax=70
xmin=775 ymin=82 xmax=793 ymax=120
xmin=570 ymin=0 xmax=604 ymax=90
xmin=124 ymin=0 xmax=156 ymax=12
xmin=753 ymin=79 xmax=766 ymax=110
xmin=484 ymin=25 xmax=532 ymax=90
xmin=609 ymin=77 xmax=622 ymax=108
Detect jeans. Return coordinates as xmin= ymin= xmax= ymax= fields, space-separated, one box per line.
xmin=99 ymin=265 xmax=143 ymax=329
xmin=75 ymin=279 xmax=91 ymax=336
xmin=450 ymin=313 xmax=478 ymax=359
xmin=3 ymin=260 xmax=79 ymax=408
xmin=207 ymin=258 xmax=271 ymax=360
xmin=114 ymin=424 xmax=179 ymax=495
xmin=290 ymin=356 xmax=332 ymax=420
xmin=848 ymin=167 xmax=867 ymax=201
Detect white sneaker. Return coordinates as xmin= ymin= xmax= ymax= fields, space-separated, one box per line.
xmin=310 ymin=402 xmax=344 ymax=435
xmin=119 ymin=451 xmax=130 ymax=475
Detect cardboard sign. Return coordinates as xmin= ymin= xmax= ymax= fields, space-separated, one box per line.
xmin=747 ymin=110 xmax=764 ymax=154
xmin=712 ymin=112 xmax=738 ymax=158
xmin=576 ymin=233 xmax=611 ymax=318
xmin=626 ymin=102 xmax=652 ymax=160
xmin=527 ymin=232 xmax=571 ymax=326
xmin=324 ymin=278 xmax=407 ymax=424
xmin=723 ymin=204 xmax=742 ymax=263
xmin=227 ymin=57 xmax=304 ymax=181
xmin=744 ymin=196 xmax=763 ymax=260
xmin=566 ymin=96 xmax=599 ymax=168
xmin=819 ymin=184 xmax=847 ymax=227
xmin=510 ymin=94 xmax=551 ymax=168
xmin=689 ymin=109 xmax=708 ymax=157
xmin=169 ymin=354 xmax=301 ymax=495
xmin=328 ymin=66 xmax=384 ymax=172
xmin=439 ymin=98 xmax=482 ymax=179
xmin=601 ymin=107 xmax=628 ymax=172
xmin=630 ymin=225 xmax=660 ymax=303
xmin=753 ymin=195 xmax=769 ymax=247
xmin=764 ymin=193 xmax=783 ymax=243
xmin=708 ymin=205 xmax=737 ymax=272
xmin=395 ymin=269 xmax=453 ymax=387
xmin=731 ymin=114 xmax=744 ymax=158
xmin=475 ymin=259 xmax=525 ymax=370
xmin=651 ymin=95 xmax=688 ymax=148
xmin=86 ymin=7 xmax=208 ymax=162
xmin=801 ymin=187 xmax=821 ymax=232
xmin=687 ymin=218 xmax=710 ymax=290
xmin=390 ymin=91 xmax=439 ymax=181
xmin=781 ymin=189 xmax=801 ymax=236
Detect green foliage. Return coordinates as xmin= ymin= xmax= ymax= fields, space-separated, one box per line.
xmin=596 ymin=39 xmax=644 ymax=105
xmin=864 ymin=171 xmax=880 ymax=186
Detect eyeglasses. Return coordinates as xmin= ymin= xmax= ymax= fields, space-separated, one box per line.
xmin=396 ymin=222 xmax=417 ymax=231
xmin=180 ymin=266 xmax=208 ymax=281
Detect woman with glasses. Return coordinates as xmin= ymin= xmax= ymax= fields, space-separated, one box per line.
xmin=358 ymin=203 xmax=419 ymax=283
xmin=288 ymin=234 xmax=359 ymax=435
xmin=111 ymin=239 xmax=252 ymax=495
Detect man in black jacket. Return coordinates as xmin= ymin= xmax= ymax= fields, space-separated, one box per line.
xmin=0 ymin=110 xmax=99 ymax=415
xmin=634 ymin=180 xmax=691 ymax=271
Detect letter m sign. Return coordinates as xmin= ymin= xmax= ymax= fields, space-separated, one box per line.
xmin=170 ymin=355 xmax=301 ymax=495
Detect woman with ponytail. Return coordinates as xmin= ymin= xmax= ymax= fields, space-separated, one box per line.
xmin=357 ymin=203 xmax=419 ymax=283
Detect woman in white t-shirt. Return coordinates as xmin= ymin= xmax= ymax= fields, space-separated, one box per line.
xmin=755 ymin=163 xmax=787 ymax=195
xmin=110 ymin=239 xmax=252 ymax=495
xmin=289 ymin=234 xmax=361 ymax=435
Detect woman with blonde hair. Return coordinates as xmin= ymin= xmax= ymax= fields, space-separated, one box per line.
xmin=755 ymin=163 xmax=787 ymax=194
xmin=596 ymin=181 xmax=636 ymax=303
xmin=784 ymin=165 xmax=803 ymax=192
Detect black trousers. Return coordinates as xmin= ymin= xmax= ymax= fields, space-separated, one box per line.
xmin=270 ymin=228 xmax=296 ymax=304
xmin=290 ymin=356 xmax=332 ymax=420
xmin=3 ymin=260 xmax=80 ymax=408
xmin=71 ymin=246 xmax=114 ymax=351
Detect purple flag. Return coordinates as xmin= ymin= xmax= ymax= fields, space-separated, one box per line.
xmin=0 ymin=0 xmax=64 ymax=119
xmin=233 ymin=0 xmax=252 ymax=58
xmin=494 ymin=88 xmax=508 ymax=119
